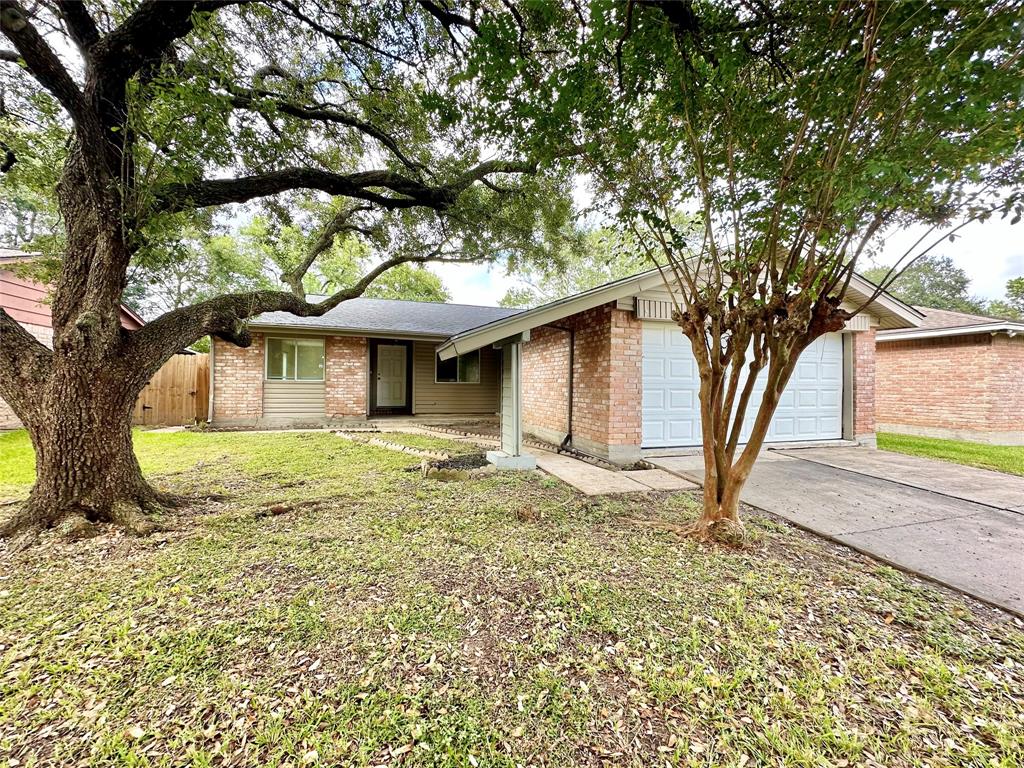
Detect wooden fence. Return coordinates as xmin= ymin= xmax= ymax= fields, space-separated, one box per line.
xmin=132 ymin=353 xmax=210 ymax=426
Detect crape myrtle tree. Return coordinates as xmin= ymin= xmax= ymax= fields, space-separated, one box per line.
xmin=466 ymin=0 xmax=1024 ymax=540
xmin=0 ymin=0 xmax=571 ymax=539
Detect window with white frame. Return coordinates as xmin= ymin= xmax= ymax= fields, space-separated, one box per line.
xmin=435 ymin=350 xmax=480 ymax=383
xmin=266 ymin=337 xmax=325 ymax=381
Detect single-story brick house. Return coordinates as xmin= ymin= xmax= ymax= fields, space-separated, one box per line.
xmin=0 ymin=250 xmax=145 ymax=430
xmin=876 ymin=307 xmax=1024 ymax=445
xmin=213 ymin=270 xmax=921 ymax=465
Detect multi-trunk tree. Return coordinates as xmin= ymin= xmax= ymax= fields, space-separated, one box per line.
xmin=0 ymin=0 xmax=569 ymax=539
xmin=468 ymin=0 xmax=1024 ymax=539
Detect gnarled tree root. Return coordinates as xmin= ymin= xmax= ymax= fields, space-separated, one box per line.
xmin=629 ymin=515 xmax=746 ymax=546
xmin=0 ymin=484 xmax=171 ymax=544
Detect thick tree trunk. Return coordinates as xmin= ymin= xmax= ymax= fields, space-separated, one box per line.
xmin=689 ymin=352 xmax=794 ymax=545
xmin=1 ymin=363 xmax=165 ymax=539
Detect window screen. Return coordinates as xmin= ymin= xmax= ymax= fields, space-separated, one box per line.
xmin=435 ymin=350 xmax=480 ymax=383
xmin=266 ymin=338 xmax=325 ymax=381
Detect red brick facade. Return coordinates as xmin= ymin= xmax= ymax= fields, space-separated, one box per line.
xmin=521 ymin=325 xmax=571 ymax=439
xmin=212 ymin=334 xmax=265 ymax=423
xmin=325 ymin=335 xmax=368 ymax=418
xmin=213 ymin=333 xmax=371 ymax=424
xmin=521 ymin=304 xmax=880 ymax=461
xmin=521 ymin=304 xmax=643 ymax=463
xmin=876 ymin=332 xmax=1024 ymax=444
xmin=851 ymin=328 xmax=876 ymax=440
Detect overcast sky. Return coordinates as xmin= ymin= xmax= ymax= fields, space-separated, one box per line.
xmin=432 ymin=215 xmax=1024 ymax=307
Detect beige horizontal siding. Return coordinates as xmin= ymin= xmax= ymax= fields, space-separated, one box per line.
xmin=412 ymin=341 xmax=500 ymax=414
xmin=263 ymin=380 xmax=326 ymax=419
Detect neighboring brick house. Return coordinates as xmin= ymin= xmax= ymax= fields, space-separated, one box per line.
xmin=876 ymin=307 xmax=1024 ymax=445
xmin=0 ymin=251 xmax=145 ymax=430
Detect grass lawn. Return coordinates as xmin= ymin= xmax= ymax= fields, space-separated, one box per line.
xmin=878 ymin=432 xmax=1024 ymax=477
xmin=1 ymin=429 xmax=1022 ymax=767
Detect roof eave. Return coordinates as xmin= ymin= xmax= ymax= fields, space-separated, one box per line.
xmin=437 ymin=270 xmax=665 ymax=360
xmin=247 ymin=322 xmax=448 ymax=341
xmin=877 ymin=322 xmax=1024 ymax=342
xmin=438 ymin=268 xmax=922 ymax=359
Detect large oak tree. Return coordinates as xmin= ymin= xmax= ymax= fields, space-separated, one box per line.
xmin=0 ymin=0 xmax=567 ymax=539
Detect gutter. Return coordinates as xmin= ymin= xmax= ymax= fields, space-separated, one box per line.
xmin=877 ymin=322 xmax=1024 ymax=342
xmin=248 ymin=323 xmax=448 ymax=342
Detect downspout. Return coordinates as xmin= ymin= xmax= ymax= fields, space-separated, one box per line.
xmin=547 ymin=324 xmax=575 ymax=452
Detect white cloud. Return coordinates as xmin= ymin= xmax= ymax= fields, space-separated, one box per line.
xmin=873 ymin=218 xmax=1024 ymax=300
xmin=430 ymin=262 xmax=517 ymax=306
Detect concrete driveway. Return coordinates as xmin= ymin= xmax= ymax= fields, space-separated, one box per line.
xmin=650 ymin=447 xmax=1024 ymax=616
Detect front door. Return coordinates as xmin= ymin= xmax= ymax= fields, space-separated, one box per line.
xmin=376 ymin=344 xmax=407 ymax=408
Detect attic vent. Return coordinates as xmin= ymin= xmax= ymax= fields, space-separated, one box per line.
xmin=634 ymin=299 xmax=676 ymax=321
xmin=843 ymin=314 xmax=871 ymax=332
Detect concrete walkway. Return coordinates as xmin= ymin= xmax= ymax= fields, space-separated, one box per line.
xmin=650 ymin=448 xmax=1024 ymax=616
xmin=535 ymin=454 xmax=696 ymax=496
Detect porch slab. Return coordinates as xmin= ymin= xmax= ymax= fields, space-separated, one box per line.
xmin=536 ymin=454 xmax=651 ymax=496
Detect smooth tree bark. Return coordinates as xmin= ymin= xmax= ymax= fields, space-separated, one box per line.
xmin=0 ymin=0 xmax=543 ymax=539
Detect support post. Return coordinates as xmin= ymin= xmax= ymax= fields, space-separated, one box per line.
xmin=487 ymin=341 xmax=537 ymax=470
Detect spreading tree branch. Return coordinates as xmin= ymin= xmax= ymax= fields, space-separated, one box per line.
xmin=0 ymin=308 xmax=52 ymax=419
xmin=224 ymin=85 xmax=425 ymax=172
xmin=280 ymin=204 xmax=375 ymax=296
xmin=55 ymin=1 xmax=100 ymax=53
xmin=0 ymin=2 xmax=85 ymax=118
xmin=126 ymin=250 xmax=471 ymax=371
xmin=154 ymin=159 xmax=536 ymax=213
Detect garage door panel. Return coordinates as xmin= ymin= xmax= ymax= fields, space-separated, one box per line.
xmin=643 ymin=358 xmax=665 ymax=378
xmin=644 ymin=389 xmax=665 ymax=409
xmin=642 ymin=324 xmax=844 ymax=448
xmin=667 ymin=419 xmax=698 ymax=442
xmin=669 ymin=389 xmax=695 ymax=409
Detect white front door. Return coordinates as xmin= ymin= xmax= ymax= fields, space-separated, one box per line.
xmin=376 ymin=345 xmax=407 ymax=407
xmin=641 ymin=323 xmax=844 ymax=448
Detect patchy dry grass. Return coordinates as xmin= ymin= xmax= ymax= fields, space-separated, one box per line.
xmin=878 ymin=432 xmax=1024 ymax=477
xmin=1 ymin=429 xmax=1022 ymax=767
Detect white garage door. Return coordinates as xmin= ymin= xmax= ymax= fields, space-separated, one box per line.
xmin=641 ymin=323 xmax=844 ymax=448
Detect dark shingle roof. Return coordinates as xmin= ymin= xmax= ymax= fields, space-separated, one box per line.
xmin=251 ymin=297 xmax=524 ymax=338
xmin=913 ymin=306 xmax=1006 ymax=330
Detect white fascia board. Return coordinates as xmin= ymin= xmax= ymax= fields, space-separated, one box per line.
xmin=436 ymin=269 xmax=671 ymax=360
xmin=877 ymin=322 xmax=1024 ymax=342
xmin=844 ymin=274 xmax=923 ymax=328
xmin=436 ymin=267 xmax=920 ymax=359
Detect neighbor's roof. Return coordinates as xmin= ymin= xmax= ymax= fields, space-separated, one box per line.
xmin=250 ymin=296 xmax=524 ymax=339
xmin=438 ymin=267 xmax=923 ymax=359
xmin=877 ymin=305 xmax=1024 ymax=342
xmin=0 ymin=248 xmax=38 ymax=262
xmin=1 ymin=248 xmax=146 ymax=328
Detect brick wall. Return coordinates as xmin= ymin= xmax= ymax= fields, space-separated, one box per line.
xmin=607 ymin=307 xmax=643 ymax=454
xmin=521 ymin=303 xmax=643 ymax=463
xmin=212 ymin=334 xmax=265 ymax=423
xmin=325 ymin=335 xmax=367 ymax=418
xmin=521 ymin=325 xmax=571 ymax=439
xmin=990 ymin=335 xmax=1024 ymax=437
xmin=851 ymin=328 xmax=876 ymax=440
xmin=876 ymin=332 xmax=1024 ymax=444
